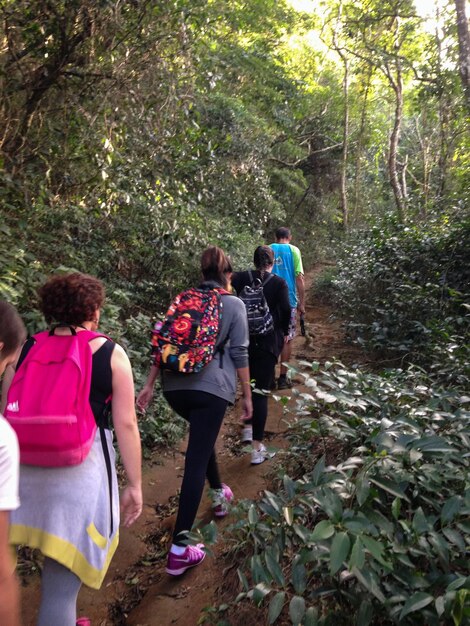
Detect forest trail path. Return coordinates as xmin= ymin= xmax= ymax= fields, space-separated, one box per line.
xmin=20 ymin=264 xmax=366 ymax=626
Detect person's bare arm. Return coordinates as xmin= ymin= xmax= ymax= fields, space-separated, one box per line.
xmin=0 ymin=511 xmax=20 ymax=626
xmin=237 ymin=366 xmax=253 ymax=422
xmin=0 ymin=365 xmax=15 ymax=414
xmin=136 ymin=364 xmax=159 ymax=412
xmin=296 ymin=273 xmax=305 ymax=314
xmin=111 ymin=344 xmax=143 ymax=527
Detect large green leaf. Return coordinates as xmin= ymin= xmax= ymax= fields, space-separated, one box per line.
xmin=311 ymin=456 xmax=326 ymax=486
xmin=304 ymin=607 xmax=318 ymax=626
xmin=330 ymin=532 xmax=351 ymax=575
xmin=251 ymin=555 xmax=268 ymax=584
xmin=356 ymin=475 xmax=370 ymax=506
xmin=265 ymin=550 xmax=285 ymax=587
xmin=442 ymin=528 xmax=466 ymax=552
xmin=283 ymin=506 xmax=294 ymax=526
xmin=252 ymin=582 xmax=272 ymax=608
xmin=311 ymin=520 xmax=335 ymax=541
xmin=410 ymin=435 xmax=457 ymax=454
xmin=283 ymin=475 xmax=297 ymax=499
xmin=248 ymin=504 xmax=259 ymax=524
xmin=399 ymin=592 xmax=434 ymax=620
xmin=291 ymin=558 xmax=307 ymax=594
xmin=352 ymin=566 xmax=386 ymax=603
xmin=289 ymin=596 xmax=305 ymax=626
xmin=391 ymin=497 xmax=401 ymax=520
xmin=369 ymin=477 xmax=410 ymax=502
xmin=441 ymin=496 xmax=461 ymax=525
xmin=349 ymin=537 xmax=365 ymax=570
xmin=412 ymin=507 xmax=429 ymax=533
xmin=356 ymin=599 xmax=373 ymax=626
xmin=361 ymin=536 xmax=391 ymax=569
xmin=268 ymin=592 xmax=286 ymax=624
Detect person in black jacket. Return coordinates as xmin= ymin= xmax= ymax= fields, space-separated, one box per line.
xmin=232 ymin=246 xmax=291 ymax=464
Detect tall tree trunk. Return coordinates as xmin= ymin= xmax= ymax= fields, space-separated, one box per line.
xmin=339 ymin=54 xmax=350 ymax=231
xmin=436 ymin=5 xmax=450 ymax=200
xmin=454 ymin=0 xmax=470 ymax=111
xmin=353 ymin=66 xmax=373 ymax=223
xmin=388 ymin=59 xmax=405 ymax=221
xmin=331 ymin=0 xmax=349 ymax=231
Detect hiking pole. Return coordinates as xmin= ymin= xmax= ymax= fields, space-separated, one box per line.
xmin=300 ymin=314 xmax=306 ymax=336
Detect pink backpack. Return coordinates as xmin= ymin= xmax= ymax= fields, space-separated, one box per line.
xmin=5 ymin=328 xmax=108 ymax=467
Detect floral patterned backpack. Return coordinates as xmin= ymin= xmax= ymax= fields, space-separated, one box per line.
xmin=151 ymin=287 xmax=231 ymax=374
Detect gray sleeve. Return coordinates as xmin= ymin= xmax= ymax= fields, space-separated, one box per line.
xmin=225 ymin=296 xmax=249 ymax=368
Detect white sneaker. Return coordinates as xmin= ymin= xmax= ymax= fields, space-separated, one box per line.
xmin=251 ymin=443 xmax=274 ymax=465
xmin=241 ymin=426 xmax=253 ymax=442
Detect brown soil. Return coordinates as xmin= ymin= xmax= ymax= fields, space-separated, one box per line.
xmin=19 ymin=264 xmax=368 ymax=626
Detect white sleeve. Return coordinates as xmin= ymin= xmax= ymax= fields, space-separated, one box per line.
xmin=0 ymin=417 xmax=20 ymax=511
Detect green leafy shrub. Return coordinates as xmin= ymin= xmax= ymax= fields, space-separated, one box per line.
xmin=222 ymin=362 xmax=470 ymax=625
xmin=330 ymin=216 xmax=470 ymax=385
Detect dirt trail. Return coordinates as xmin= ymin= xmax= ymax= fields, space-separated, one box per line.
xmin=20 ymin=265 xmax=366 ymax=626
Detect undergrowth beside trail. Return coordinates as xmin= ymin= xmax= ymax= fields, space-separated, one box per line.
xmin=325 ymin=216 xmax=470 ymax=386
xmin=212 ymin=362 xmax=470 ymax=626
xmin=206 ymin=219 xmax=470 ymax=626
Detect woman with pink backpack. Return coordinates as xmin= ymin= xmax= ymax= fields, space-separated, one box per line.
xmin=1 ymin=273 xmax=143 ymax=626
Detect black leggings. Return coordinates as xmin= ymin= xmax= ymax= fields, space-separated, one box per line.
xmin=164 ymin=389 xmax=228 ymax=545
xmin=247 ymin=346 xmax=277 ymax=442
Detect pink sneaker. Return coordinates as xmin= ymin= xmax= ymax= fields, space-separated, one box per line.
xmin=212 ymin=483 xmax=234 ymax=517
xmin=166 ymin=544 xmax=206 ymax=576
xmin=76 ymin=619 xmax=91 ymax=626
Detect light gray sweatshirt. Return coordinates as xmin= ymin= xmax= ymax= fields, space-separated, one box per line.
xmin=162 ymin=291 xmax=249 ymax=403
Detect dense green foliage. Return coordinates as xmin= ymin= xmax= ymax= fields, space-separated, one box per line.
xmin=212 ymin=210 xmax=469 ymax=623
xmin=331 ymin=216 xmax=470 ymax=385
xmin=215 ymin=211 xmax=469 ymax=624
xmin=2 ymin=0 xmax=470 ymax=325
xmin=222 ymin=363 xmax=470 ymax=625
xmin=1 ymin=0 xmax=470 ymax=622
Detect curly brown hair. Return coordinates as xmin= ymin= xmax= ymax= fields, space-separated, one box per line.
xmin=38 ymin=273 xmax=105 ymax=326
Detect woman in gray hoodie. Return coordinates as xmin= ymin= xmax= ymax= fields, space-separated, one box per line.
xmin=137 ymin=246 xmax=252 ymax=576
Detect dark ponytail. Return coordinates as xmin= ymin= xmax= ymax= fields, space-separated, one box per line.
xmin=253 ymin=245 xmax=274 ymax=279
xmin=200 ymin=246 xmax=232 ymax=288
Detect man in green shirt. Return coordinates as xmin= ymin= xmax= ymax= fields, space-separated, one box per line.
xmin=270 ymin=227 xmax=305 ymax=389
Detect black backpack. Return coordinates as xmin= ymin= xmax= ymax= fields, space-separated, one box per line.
xmin=239 ymin=271 xmax=274 ymax=336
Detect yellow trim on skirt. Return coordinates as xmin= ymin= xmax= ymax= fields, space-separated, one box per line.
xmin=9 ymin=524 xmax=119 ymax=589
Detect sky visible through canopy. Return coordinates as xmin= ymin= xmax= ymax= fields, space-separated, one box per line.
xmin=287 ymin=0 xmax=465 ymax=22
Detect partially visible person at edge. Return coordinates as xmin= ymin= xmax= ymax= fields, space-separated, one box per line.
xmin=232 ymin=246 xmax=291 ymax=464
xmin=0 ymin=273 xmax=142 ymax=626
xmin=137 ymin=246 xmax=252 ymax=576
xmin=0 ymin=302 xmax=26 ymax=626
xmin=270 ymin=226 xmax=305 ymax=389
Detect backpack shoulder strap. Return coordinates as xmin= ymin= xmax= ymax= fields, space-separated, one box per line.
xmin=215 ymin=288 xmax=234 ymax=297
xmin=16 ymin=335 xmax=38 ymax=371
xmin=262 ymin=272 xmax=274 ymax=286
xmin=248 ymin=270 xmax=253 ymax=284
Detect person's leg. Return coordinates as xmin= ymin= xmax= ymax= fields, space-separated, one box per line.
xmin=164 ymin=390 xmax=227 ymax=545
xmin=252 ymin=392 xmax=268 ymax=444
xmin=278 ymin=308 xmax=296 ymax=385
xmin=37 ymin=558 xmax=82 ymax=626
xmin=249 ymin=348 xmax=276 ymax=458
xmin=206 ymin=448 xmax=222 ymax=490
xmin=279 ymin=341 xmax=292 ymax=377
